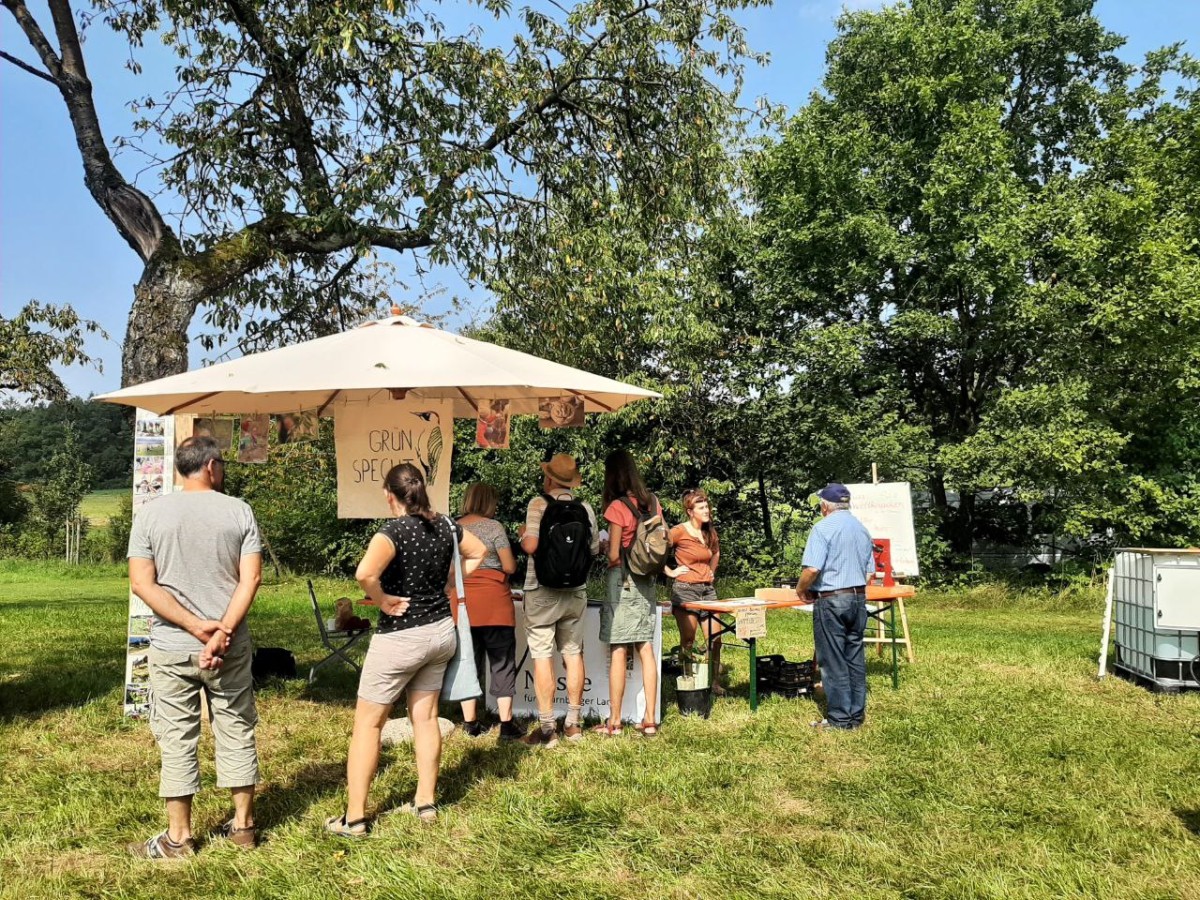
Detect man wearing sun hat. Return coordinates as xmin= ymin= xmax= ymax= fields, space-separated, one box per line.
xmin=516 ymin=453 xmax=601 ymax=747
xmin=796 ymin=482 xmax=876 ymax=730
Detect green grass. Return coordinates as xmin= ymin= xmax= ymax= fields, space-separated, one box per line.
xmin=80 ymin=488 xmax=127 ymax=526
xmin=1 ymin=559 xmax=1197 ymax=899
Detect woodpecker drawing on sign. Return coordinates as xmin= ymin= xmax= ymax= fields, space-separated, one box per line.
xmin=415 ymin=411 xmax=443 ymax=486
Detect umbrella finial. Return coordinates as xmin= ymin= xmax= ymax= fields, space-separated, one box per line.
xmin=390 ymin=304 xmax=402 ymax=317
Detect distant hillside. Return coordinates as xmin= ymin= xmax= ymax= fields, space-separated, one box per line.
xmin=0 ymin=399 xmax=134 ymax=489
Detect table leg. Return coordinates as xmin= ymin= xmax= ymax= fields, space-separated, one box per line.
xmin=898 ymin=598 xmax=915 ymax=663
xmin=890 ymin=600 xmax=899 ymax=689
xmin=707 ymin=614 xmax=717 ymax=694
xmin=749 ymin=636 xmax=758 ymax=712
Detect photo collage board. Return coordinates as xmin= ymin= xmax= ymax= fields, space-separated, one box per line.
xmin=124 ymin=408 xmax=177 ymax=718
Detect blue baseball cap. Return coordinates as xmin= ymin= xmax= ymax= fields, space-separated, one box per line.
xmin=818 ymin=482 xmax=851 ymax=503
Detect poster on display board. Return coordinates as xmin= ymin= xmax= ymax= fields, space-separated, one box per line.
xmin=846 ymin=481 xmax=919 ymax=577
xmin=125 ymin=408 xmax=177 ymax=718
xmin=537 ymin=395 xmax=585 ymax=429
xmin=475 ymin=399 xmax=511 ymax=449
xmin=334 ymin=400 xmax=453 ymax=517
xmin=487 ymin=602 xmax=663 ymax=724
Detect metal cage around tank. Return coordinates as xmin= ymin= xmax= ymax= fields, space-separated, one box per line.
xmin=1112 ymin=549 xmax=1200 ymax=693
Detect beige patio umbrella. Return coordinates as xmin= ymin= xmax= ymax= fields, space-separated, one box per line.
xmin=96 ymin=314 xmax=661 ymax=417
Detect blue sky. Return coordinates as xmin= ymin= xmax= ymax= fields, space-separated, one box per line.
xmin=2 ymin=0 xmax=1197 ymax=398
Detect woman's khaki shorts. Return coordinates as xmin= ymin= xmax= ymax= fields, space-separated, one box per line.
xmin=357 ymin=618 xmax=457 ymax=706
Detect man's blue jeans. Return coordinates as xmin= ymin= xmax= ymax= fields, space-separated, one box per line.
xmin=813 ymin=590 xmax=868 ymax=728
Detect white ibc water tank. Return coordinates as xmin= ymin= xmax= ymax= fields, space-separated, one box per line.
xmin=1113 ymin=549 xmax=1200 ymax=692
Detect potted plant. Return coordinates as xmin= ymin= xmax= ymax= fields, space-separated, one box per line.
xmin=674 ymin=644 xmax=713 ymax=718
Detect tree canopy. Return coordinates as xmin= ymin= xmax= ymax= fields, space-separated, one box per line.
xmin=0 ymin=302 xmax=104 ymax=403
xmin=746 ymin=0 xmax=1200 ymax=551
xmin=2 ymin=0 xmax=765 ymax=385
xmin=4 ymin=0 xmax=1198 ymax=573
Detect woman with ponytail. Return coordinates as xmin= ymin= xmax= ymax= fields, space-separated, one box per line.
xmin=327 ymin=463 xmax=486 ymax=834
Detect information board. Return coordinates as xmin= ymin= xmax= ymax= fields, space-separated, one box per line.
xmin=846 ymin=481 xmax=919 ymax=577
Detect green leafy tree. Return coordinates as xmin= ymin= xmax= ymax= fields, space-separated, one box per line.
xmin=0 ymin=399 xmax=135 ymax=489
xmin=749 ymin=0 xmax=1197 ymax=551
xmin=2 ymin=0 xmax=764 ymax=386
xmin=0 ymin=302 xmax=104 ymax=403
xmin=24 ymin=425 xmax=94 ymax=554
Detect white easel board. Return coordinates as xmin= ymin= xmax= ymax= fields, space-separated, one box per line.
xmin=846 ymin=481 xmax=919 ymax=577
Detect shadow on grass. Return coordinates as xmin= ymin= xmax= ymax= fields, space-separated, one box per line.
xmin=382 ymin=738 xmax=529 ymax=810
xmin=1177 ymin=809 xmax=1200 ymax=838
xmin=0 ymin=644 xmax=126 ymax=722
xmin=249 ymin=760 xmax=349 ymax=832
xmin=248 ymin=731 xmax=530 ymax=832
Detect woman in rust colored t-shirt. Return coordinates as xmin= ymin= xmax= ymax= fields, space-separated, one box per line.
xmin=666 ymin=488 xmax=724 ymax=694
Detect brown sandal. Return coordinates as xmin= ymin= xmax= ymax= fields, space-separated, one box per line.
xmin=634 ymin=721 xmax=659 ymax=737
xmin=397 ymin=802 xmax=439 ymax=823
xmin=127 ymin=830 xmax=196 ymax=860
xmin=592 ymin=722 xmax=623 ymax=737
xmin=216 ymin=819 xmax=257 ymax=849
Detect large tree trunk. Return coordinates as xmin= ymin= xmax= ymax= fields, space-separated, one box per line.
xmin=122 ymin=257 xmax=205 ymax=386
xmin=757 ymin=472 xmax=774 ymax=548
xmin=930 ymin=471 xmax=975 ymax=556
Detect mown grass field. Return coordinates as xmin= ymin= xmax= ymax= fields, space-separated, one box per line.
xmin=79 ymin=489 xmax=127 ymax=527
xmin=0 ymin=559 xmax=1197 ymax=899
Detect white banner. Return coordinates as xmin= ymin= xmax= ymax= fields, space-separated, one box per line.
xmin=847 ymin=481 xmax=919 ymax=576
xmin=334 ymin=400 xmax=453 ymax=518
xmin=487 ymin=602 xmax=663 ymax=724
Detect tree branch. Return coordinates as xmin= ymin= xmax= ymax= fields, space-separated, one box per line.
xmin=1 ymin=0 xmax=64 ymax=81
xmin=221 ymin=0 xmax=333 ymax=212
xmin=3 ymin=0 xmax=175 ymax=264
xmin=0 ymin=49 xmax=58 ymax=85
xmin=185 ymin=214 xmax=432 ymax=295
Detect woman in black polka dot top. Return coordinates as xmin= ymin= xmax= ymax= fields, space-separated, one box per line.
xmin=327 ymin=463 xmax=486 ymax=835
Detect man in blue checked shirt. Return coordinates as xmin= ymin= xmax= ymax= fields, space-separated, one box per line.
xmin=796 ymin=483 xmax=876 ymax=730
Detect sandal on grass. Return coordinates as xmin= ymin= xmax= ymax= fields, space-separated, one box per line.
xmin=324 ymin=813 xmax=369 ymax=838
xmin=397 ymin=802 xmax=439 ymax=823
xmin=127 ymin=830 xmax=196 ymax=860
xmin=634 ymin=721 xmax=659 ymax=737
xmin=215 ymin=819 xmax=257 ymax=849
xmin=591 ymin=722 xmax=623 ymax=737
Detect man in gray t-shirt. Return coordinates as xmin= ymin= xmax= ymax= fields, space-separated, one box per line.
xmin=126 ymin=435 xmax=263 ymax=859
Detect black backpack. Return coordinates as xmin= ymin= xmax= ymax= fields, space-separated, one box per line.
xmin=533 ymin=493 xmax=594 ymax=589
xmin=251 ymin=647 xmax=297 ymax=683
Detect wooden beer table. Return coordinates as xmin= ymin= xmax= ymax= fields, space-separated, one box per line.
xmin=679 ymin=596 xmax=810 ymax=712
xmin=682 ymin=585 xmax=917 ymax=711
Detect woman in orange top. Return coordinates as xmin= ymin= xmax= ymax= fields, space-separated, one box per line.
xmin=453 ymin=483 xmax=524 ymax=741
xmin=666 ymin=488 xmax=724 ymax=694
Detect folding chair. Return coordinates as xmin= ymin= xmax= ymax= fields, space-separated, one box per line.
xmin=307 ymin=579 xmax=371 ymax=683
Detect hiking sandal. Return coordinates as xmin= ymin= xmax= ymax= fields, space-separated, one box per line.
xmin=216 ymin=819 xmax=257 ymax=849
xmin=324 ymin=813 xmax=369 ymax=838
xmin=127 ymin=830 xmax=196 ymax=860
xmin=592 ymin=722 xmax=623 ymax=737
xmin=634 ymin=721 xmax=659 ymax=737
xmin=397 ymin=802 xmax=438 ymax=823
